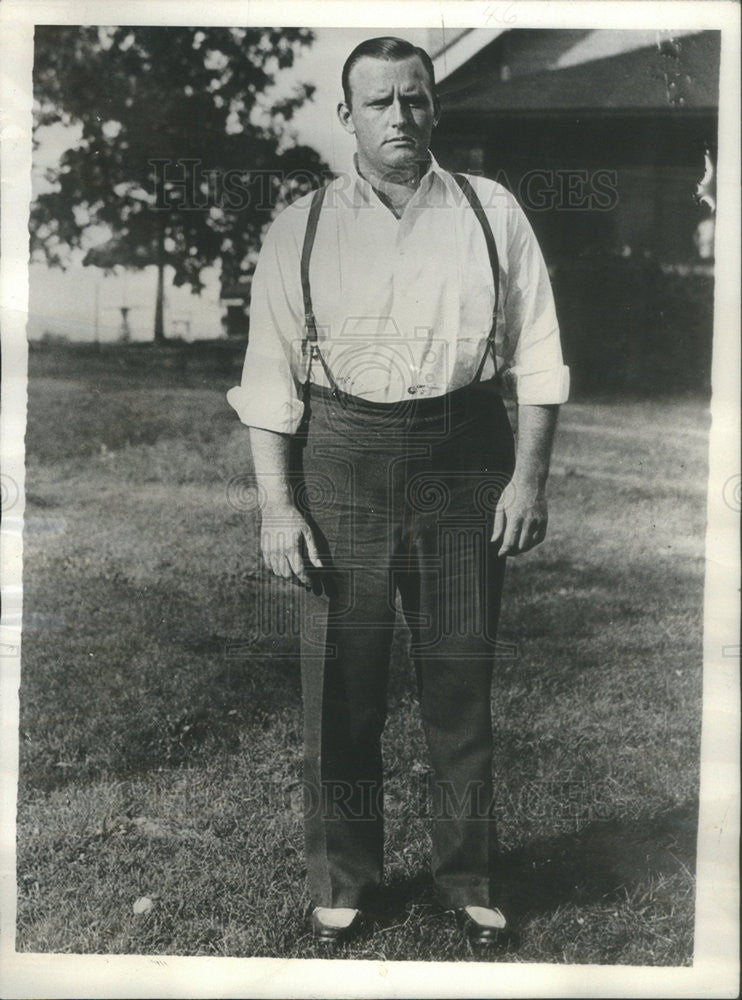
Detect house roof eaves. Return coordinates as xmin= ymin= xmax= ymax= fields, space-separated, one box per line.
xmin=438 ymin=32 xmax=720 ymax=114
xmin=433 ymin=28 xmax=506 ymax=83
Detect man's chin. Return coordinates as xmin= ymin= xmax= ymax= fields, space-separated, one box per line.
xmin=381 ymin=146 xmax=427 ymax=174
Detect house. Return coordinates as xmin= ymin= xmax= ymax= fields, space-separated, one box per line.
xmin=428 ymin=29 xmax=720 ymax=393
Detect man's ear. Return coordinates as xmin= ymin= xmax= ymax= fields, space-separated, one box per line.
xmin=432 ymin=96 xmax=441 ymax=127
xmin=337 ymin=101 xmax=355 ymax=135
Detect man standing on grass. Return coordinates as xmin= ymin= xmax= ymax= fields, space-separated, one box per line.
xmin=228 ymin=36 xmax=569 ymax=949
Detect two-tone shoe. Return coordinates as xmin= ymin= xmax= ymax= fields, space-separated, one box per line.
xmin=309 ymin=906 xmax=365 ymax=945
xmin=454 ymin=905 xmax=513 ymax=949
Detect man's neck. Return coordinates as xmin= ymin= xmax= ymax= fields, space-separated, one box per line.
xmin=355 ymin=152 xmax=431 ymax=218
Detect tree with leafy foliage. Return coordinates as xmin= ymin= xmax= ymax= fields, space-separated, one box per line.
xmin=31 ymin=26 xmax=327 ymax=341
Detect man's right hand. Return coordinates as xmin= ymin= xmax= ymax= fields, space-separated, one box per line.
xmin=260 ymin=503 xmax=324 ymax=586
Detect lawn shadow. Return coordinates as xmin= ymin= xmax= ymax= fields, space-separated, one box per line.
xmin=499 ymin=803 xmax=698 ymax=925
xmin=362 ymin=803 xmax=697 ymax=937
xmin=364 ymin=869 xmax=439 ymax=928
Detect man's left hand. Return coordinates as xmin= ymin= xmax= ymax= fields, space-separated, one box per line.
xmin=491 ymin=481 xmax=548 ymax=556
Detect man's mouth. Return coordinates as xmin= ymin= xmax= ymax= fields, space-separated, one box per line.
xmin=385 ymin=136 xmax=415 ymax=145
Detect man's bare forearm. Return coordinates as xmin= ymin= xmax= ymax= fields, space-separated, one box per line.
xmin=492 ymin=403 xmax=559 ymax=555
xmin=512 ymin=403 xmax=559 ymax=497
xmin=248 ymin=426 xmax=294 ymax=508
xmin=248 ymin=426 xmax=323 ymax=582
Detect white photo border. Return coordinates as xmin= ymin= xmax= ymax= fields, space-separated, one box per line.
xmin=1 ymin=2 xmax=739 ymax=997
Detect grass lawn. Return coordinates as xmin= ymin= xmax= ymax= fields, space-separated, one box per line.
xmin=16 ymin=347 xmax=709 ymax=963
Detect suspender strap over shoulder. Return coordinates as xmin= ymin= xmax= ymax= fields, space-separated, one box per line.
xmin=300 ymin=183 xmax=347 ymax=402
xmin=452 ymin=172 xmax=500 ymax=382
xmin=300 ymin=183 xmax=328 ymax=353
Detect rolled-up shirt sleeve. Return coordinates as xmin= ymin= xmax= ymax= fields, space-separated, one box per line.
xmin=499 ymin=192 xmax=570 ymax=405
xmin=226 ymin=208 xmax=308 ymax=435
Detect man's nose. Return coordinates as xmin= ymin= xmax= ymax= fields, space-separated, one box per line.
xmin=389 ymin=98 xmax=410 ymax=128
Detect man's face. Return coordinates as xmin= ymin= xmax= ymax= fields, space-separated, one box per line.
xmin=337 ymin=55 xmax=439 ymax=178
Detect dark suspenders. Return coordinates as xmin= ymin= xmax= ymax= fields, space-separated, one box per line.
xmin=452 ymin=172 xmax=500 ymax=383
xmin=300 ymin=182 xmax=327 ymax=357
xmin=299 ymin=183 xmax=342 ymax=395
xmin=299 ymin=171 xmax=500 ymax=397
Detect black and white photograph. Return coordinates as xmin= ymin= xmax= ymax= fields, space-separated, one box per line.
xmin=0 ymin=1 xmax=739 ymax=997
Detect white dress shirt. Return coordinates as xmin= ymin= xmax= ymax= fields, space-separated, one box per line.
xmin=227 ymin=154 xmax=569 ymax=435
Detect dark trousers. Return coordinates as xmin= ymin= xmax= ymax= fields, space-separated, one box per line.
xmin=295 ymin=381 xmax=515 ymax=909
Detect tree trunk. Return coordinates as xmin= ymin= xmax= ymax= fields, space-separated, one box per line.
xmin=153 ymin=225 xmax=166 ymax=343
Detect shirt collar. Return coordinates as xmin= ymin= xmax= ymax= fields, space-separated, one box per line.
xmin=348 ymin=151 xmax=448 ymax=210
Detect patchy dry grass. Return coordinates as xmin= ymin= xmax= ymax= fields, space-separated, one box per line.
xmin=16 ymin=348 xmax=708 ymax=963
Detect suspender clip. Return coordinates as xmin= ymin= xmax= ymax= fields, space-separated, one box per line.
xmin=302 ymin=311 xmax=317 ymax=358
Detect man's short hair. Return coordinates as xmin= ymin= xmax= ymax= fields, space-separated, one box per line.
xmin=341 ymin=36 xmax=437 ymax=107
